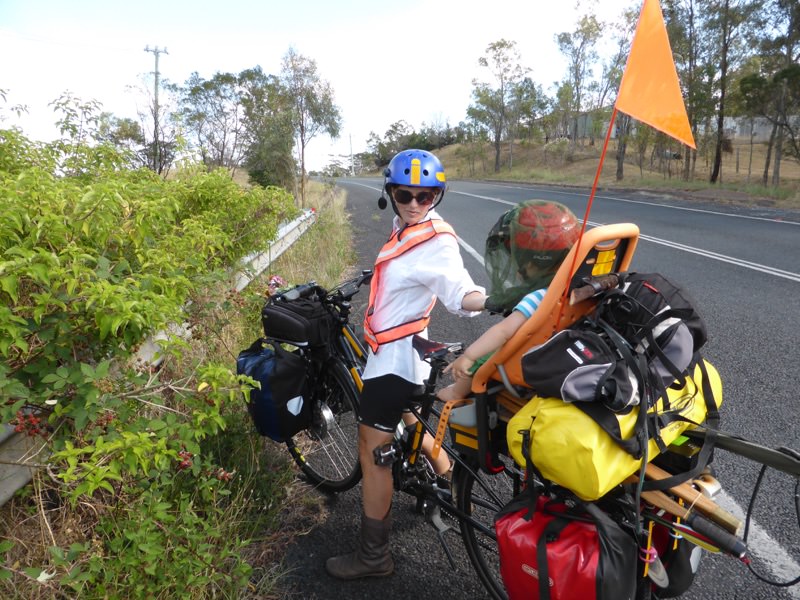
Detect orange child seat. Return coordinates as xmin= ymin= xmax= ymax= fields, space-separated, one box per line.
xmin=466 ymin=223 xmax=641 ymax=470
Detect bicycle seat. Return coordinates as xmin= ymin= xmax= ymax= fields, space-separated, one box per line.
xmin=412 ymin=335 xmax=463 ymax=361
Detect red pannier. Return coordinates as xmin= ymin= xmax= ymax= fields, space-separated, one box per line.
xmin=495 ymin=492 xmax=637 ymax=600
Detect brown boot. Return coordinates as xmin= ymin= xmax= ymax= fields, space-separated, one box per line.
xmin=325 ymin=513 xmax=394 ymax=580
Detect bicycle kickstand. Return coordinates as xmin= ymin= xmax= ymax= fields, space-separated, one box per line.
xmin=425 ymin=503 xmax=458 ymax=571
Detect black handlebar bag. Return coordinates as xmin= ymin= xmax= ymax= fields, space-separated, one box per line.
xmin=237 ymin=339 xmax=311 ymax=442
xmin=261 ymin=298 xmax=337 ymax=348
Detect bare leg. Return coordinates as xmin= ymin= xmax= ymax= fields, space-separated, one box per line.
xmin=359 ymin=423 xmax=395 ymax=519
xmin=437 ymin=375 xmax=473 ymax=404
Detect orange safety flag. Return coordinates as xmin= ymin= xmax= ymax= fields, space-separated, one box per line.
xmin=615 ymin=0 xmax=696 ymax=149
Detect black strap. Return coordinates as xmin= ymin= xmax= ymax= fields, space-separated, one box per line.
xmin=642 ymin=357 xmax=720 ymax=491
xmin=536 ymin=516 xmax=571 ymax=600
xmin=582 ymin=319 xmax=651 ymax=459
xmin=494 ymin=428 xmax=543 ymax=523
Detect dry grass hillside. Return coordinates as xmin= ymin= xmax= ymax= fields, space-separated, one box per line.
xmin=427 ymin=140 xmax=800 ymax=210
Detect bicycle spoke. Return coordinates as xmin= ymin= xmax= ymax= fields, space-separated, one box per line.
xmin=456 ymin=456 xmax=518 ymax=600
xmin=286 ymin=358 xmax=361 ymax=492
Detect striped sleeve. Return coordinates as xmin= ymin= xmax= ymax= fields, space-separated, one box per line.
xmin=513 ymin=288 xmax=547 ymax=319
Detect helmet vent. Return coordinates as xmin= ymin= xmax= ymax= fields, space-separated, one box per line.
xmin=422 ymin=169 xmax=429 ymax=176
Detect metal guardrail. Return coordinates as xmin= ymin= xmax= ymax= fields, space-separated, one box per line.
xmin=0 ymin=209 xmax=316 ymax=507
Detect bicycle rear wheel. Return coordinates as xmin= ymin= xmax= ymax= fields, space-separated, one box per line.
xmin=454 ymin=454 xmax=520 ymax=600
xmin=285 ymin=357 xmax=361 ymax=493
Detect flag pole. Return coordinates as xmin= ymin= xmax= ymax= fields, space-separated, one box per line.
xmin=556 ymin=105 xmax=620 ymax=328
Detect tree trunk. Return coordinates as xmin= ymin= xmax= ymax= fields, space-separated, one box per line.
xmin=771 ymin=79 xmax=787 ymax=187
xmin=493 ymin=133 xmax=502 ymax=173
xmin=762 ymin=122 xmax=777 ymax=186
xmin=747 ymin=118 xmax=754 ymax=183
xmin=615 ymin=117 xmax=629 ymax=182
xmin=710 ymin=0 xmax=730 ymax=184
xmin=299 ymin=127 xmax=307 ymax=208
xmin=710 ymin=110 xmax=725 ymax=183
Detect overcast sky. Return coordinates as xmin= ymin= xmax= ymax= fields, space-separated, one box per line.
xmin=1 ymin=0 xmax=638 ymax=171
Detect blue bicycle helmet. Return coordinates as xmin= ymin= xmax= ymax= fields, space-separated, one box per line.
xmin=384 ymin=149 xmax=446 ymax=189
xmin=380 ymin=149 xmax=447 ymax=212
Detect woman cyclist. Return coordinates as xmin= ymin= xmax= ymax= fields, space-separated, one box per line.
xmin=326 ymin=149 xmax=487 ymax=580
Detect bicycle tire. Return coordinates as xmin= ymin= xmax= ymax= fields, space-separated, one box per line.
xmin=454 ymin=454 xmax=519 ymax=600
xmin=285 ymin=357 xmax=361 ymax=493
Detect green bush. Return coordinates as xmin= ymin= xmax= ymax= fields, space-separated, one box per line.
xmin=0 ymin=97 xmax=300 ymax=598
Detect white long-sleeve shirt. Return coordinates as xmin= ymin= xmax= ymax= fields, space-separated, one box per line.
xmin=362 ymin=210 xmax=485 ymax=385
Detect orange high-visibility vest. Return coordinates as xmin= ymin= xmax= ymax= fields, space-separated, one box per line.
xmin=363 ymin=219 xmax=456 ymax=352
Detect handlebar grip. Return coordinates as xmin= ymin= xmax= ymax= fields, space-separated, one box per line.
xmin=569 ymin=274 xmax=620 ymax=305
xmin=686 ymin=512 xmax=747 ymax=559
xmin=282 ymin=282 xmax=317 ymax=301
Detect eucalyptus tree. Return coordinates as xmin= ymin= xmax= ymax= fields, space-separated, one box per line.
xmin=174 ymin=71 xmax=249 ymax=174
xmin=663 ymin=0 xmax=710 ymax=180
xmin=454 ymin=118 xmax=490 ymax=176
xmin=95 ymin=113 xmax=148 ymax=167
xmin=280 ymin=47 xmax=341 ymax=207
xmin=238 ymin=66 xmax=296 ymax=191
xmin=365 ymin=120 xmax=416 ymax=167
xmin=599 ymin=4 xmax=637 ymax=180
xmin=555 ymin=14 xmax=602 ymax=146
xmin=753 ymin=0 xmax=800 ymax=185
xmin=511 ymin=78 xmax=549 ymax=143
xmin=467 ymin=39 xmax=529 ymax=172
xmin=697 ymin=0 xmax=764 ymax=183
xmin=507 ymin=77 xmax=547 ymax=167
xmin=125 ymin=73 xmax=180 ymax=175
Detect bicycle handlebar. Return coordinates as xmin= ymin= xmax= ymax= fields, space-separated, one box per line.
xmin=274 ymin=270 xmax=373 ymax=304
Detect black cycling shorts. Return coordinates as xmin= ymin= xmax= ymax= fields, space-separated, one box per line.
xmin=358 ymin=374 xmax=424 ymax=433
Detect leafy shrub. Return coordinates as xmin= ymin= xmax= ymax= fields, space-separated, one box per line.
xmin=0 ymin=96 xmax=300 ymax=598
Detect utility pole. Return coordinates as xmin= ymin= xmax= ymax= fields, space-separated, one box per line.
xmin=144 ymin=45 xmax=168 ymax=173
xmin=349 ymin=134 xmax=354 ymax=176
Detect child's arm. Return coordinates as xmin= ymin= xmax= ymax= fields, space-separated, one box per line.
xmin=445 ymin=311 xmax=527 ymax=380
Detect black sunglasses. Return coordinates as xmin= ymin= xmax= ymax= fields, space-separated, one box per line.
xmin=392 ymin=188 xmax=438 ymax=206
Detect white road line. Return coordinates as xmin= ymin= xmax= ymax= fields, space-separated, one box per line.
xmin=343 ymin=182 xmax=800 ymax=282
xmin=585 ymin=221 xmax=800 ymax=283
xmin=344 ymin=182 xmax=800 ymax=282
xmin=485 ymin=182 xmax=800 ymax=226
xmin=716 ymin=490 xmax=800 ymax=599
xmin=457 ymin=237 xmax=485 ymax=266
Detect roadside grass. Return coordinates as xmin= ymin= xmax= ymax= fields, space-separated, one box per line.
xmin=0 ymin=179 xmax=356 ymax=600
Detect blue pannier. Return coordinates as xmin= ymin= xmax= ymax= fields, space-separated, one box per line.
xmin=236 ymin=339 xmax=310 ymax=442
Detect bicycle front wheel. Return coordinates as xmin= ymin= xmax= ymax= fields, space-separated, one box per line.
xmin=285 ymin=357 xmax=361 ymax=493
xmin=454 ymin=454 xmax=520 ymax=600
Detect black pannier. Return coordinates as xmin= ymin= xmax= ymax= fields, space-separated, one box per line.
xmin=261 ymin=298 xmax=337 ymax=347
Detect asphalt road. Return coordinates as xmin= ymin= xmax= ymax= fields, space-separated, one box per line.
xmin=279 ymin=178 xmax=800 ymax=600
